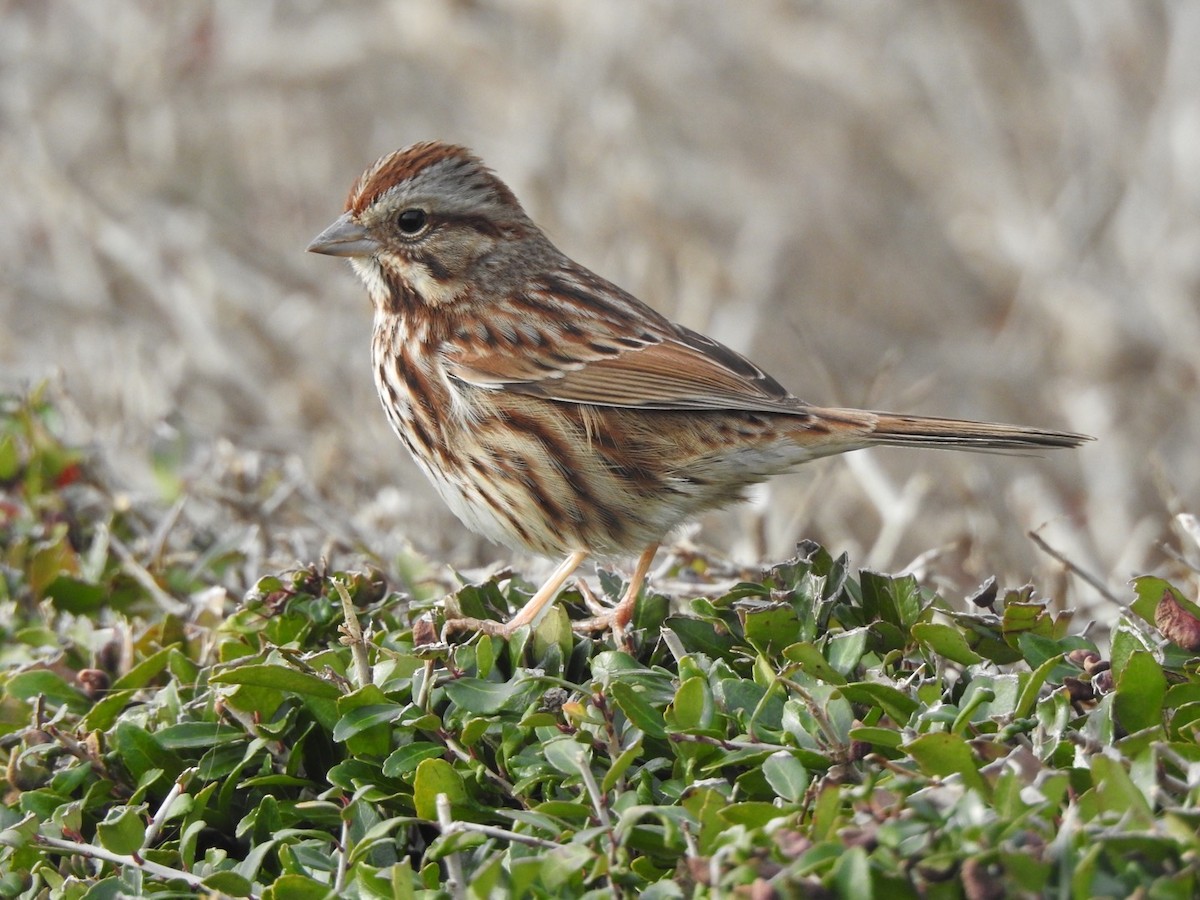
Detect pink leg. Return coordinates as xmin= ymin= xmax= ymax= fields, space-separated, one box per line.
xmin=611 ymin=543 xmax=659 ymax=648
xmin=444 ymin=550 xmax=590 ymax=637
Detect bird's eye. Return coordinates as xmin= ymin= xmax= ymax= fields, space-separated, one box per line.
xmin=396 ymin=208 xmax=428 ymax=235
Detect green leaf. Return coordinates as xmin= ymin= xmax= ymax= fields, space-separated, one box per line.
xmin=43 ymin=575 xmax=106 ymax=613
xmin=662 ymin=617 xmax=737 ymax=659
xmin=111 ymin=645 xmax=178 ymax=691
xmin=1114 ymin=650 xmax=1166 ymax=734
xmin=681 ymin=786 xmax=728 ymax=856
xmin=155 ymin=723 xmax=245 ymax=750
xmin=210 ymin=664 xmax=342 ymax=699
xmin=1089 ymin=754 xmax=1155 ymax=826
xmin=95 ymin=806 xmax=146 ymax=856
xmin=783 ymin=642 xmax=847 ymax=685
xmin=739 ymin=602 xmax=801 ymax=657
xmin=665 ymin=676 xmax=715 ymax=731
xmin=1165 ymin=683 xmax=1200 ymax=709
xmin=826 ymin=627 xmax=870 ymax=674
xmin=719 ymin=801 xmax=786 ymax=827
xmin=202 ymin=871 xmax=254 ymax=897
xmin=333 ymin=701 xmax=403 ymax=744
xmin=474 ymin=634 xmax=495 ymax=679
xmin=113 ymin=722 xmax=184 ymax=785
xmin=912 ymin=622 xmax=983 ymax=665
xmin=440 ymin=675 xmax=538 ymax=714
xmin=761 ymin=751 xmax=808 ymax=803
xmin=28 ymin=529 xmax=77 ymax=597
xmin=0 ymin=434 xmax=18 ymax=480
xmin=1131 ymin=576 xmax=1200 ymax=625
xmin=861 ymin=570 xmax=926 ymax=630
xmin=1001 ymin=601 xmax=1054 ymax=641
xmin=849 ymin=725 xmax=903 ymax=751
xmin=838 ymin=682 xmax=918 ymax=725
xmin=459 ymin=716 xmax=490 ymax=746
xmin=1014 ymin=652 xmax=1063 ymax=718
xmin=532 ymin=801 xmax=592 ymax=822
xmin=590 ymin=653 xmax=675 ymax=704
xmin=539 ymin=843 xmax=596 ymax=891
xmin=833 ymin=846 xmax=873 ymax=899
xmin=413 ymin=758 xmax=467 ymax=820
xmin=609 ymin=681 xmax=667 ymax=738
xmin=3 ymin=670 xmax=87 ymax=710
xmin=543 ymin=736 xmax=591 ymax=775
xmin=601 ymin=738 xmax=643 ymax=793
xmin=263 ymin=873 xmax=332 ymax=900
xmin=903 ymin=732 xmax=988 ymax=796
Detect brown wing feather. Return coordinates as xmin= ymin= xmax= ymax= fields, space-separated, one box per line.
xmin=447 ymin=320 xmax=810 ymax=414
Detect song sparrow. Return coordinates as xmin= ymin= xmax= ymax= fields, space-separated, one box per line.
xmin=308 ymin=141 xmax=1089 ymax=646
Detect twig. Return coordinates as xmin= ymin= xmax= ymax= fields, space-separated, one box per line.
xmin=436 ymin=793 xmax=467 ymax=900
xmin=109 ymin=534 xmax=189 ymax=616
xmin=660 ymin=628 xmax=688 ymax=664
xmin=146 ymin=494 xmax=188 ymax=569
xmin=669 ymin=733 xmax=792 ymax=753
xmin=143 ymin=767 xmax=195 ymax=850
xmin=334 ymin=580 xmax=372 ymax=688
xmin=577 ymin=755 xmax=610 ymax=830
xmin=334 ymin=814 xmax=350 ymax=895
xmin=439 ymin=818 xmax=563 ymax=851
xmin=43 ymin=724 xmax=111 ymax=779
xmin=777 ymin=677 xmax=844 ymax=752
xmin=416 ymin=659 xmax=435 ymax=711
xmin=442 ymin=734 xmax=521 ymax=801
xmin=37 ymin=835 xmax=257 ymax=898
xmin=576 ymin=755 xmax=619 ymax=880
xmin=1027 ymin=530 xmax=1122 ymax=604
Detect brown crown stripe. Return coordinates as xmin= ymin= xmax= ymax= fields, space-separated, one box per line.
xmin=347 ymin=142 xmax=519 ymax=215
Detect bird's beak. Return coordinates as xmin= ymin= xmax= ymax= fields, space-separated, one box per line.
xmin=307 ymin=213 xmax=381 ymax=258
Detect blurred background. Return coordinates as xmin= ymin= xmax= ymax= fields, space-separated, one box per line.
xmin=3 ymin=1 xmax=1198 ymax=615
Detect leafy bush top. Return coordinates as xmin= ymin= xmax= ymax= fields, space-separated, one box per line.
xmin=1 ymin=389 xmax=1198 ymax=899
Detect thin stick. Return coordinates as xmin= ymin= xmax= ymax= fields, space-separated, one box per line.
xmin=577 ymin=755 xmax=618 ymax=878
xmin=1027 ymin=530 xmax=1122 ymax=604
xmin=38 ymin=835 xmax=253 ymax=898
xmin=110 ymin=534 xmax=189 ymax=616
xmin=334 ymin=814 xmax=350 ymax=895
xmin=441 ymin=820 xmax=562 ymax=851
xmin=143 ymin=767 xmax=195 ymax=850
xmin=436 ymin=793 xmax=467 ymax=900
xmin=334 ymin=580 xmax=373 ymax=688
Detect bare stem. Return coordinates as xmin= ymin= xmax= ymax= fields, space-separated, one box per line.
xmin=440 ymin=819 xmax=562 ymax=851
xmin=1028 ymin=529 xmax=1122 ymax=604
xmin=670 ymin=732 xmax=793 ymax=753
xmin=334 ymin=580 xmax=373 ymax=688
xmin=38 ymin=835 xmax=256 ymax=898
xmin=110 ymin=534 xmax=189 ymax=616
xmin=435 ymin=793 xmax=467 ymax=900
xmin=577 ymin=755 xmax=620 ymax=882
xmin=143 ymin=767 xmax=196 ymax=850
xmin=441 ymin=735 xmax=521 ymax=802
xmin=334 ymin=814 xmax=350 ymax=895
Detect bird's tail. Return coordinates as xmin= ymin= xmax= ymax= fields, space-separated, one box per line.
xmin=802 ymin=407 xmax=1092 ymax=454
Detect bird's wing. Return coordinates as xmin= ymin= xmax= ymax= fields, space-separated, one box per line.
xmin=446 ymin=317 xmax=809 ymax=415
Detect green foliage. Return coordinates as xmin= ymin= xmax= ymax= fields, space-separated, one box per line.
xmin=2 ymin=389 xmax=1200 ymax=898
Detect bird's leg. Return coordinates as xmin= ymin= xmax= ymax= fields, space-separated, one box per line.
xmin=443 ymin=550 xmax=589 ymax=638
xmin=609 ymin=543 xmax=660 ymax=650
xmin=575 ymin=579 xmax=614 ymax=618
xmin=570 ymin=544 xmax=660 ymax=645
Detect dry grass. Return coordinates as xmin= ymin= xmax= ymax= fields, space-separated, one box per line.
xmin=4 ymin=1 xmax=1197 ymax=617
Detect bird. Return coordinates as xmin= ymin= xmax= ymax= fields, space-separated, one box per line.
xmin=307 ymin=141 xmax=1090 ymax=647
